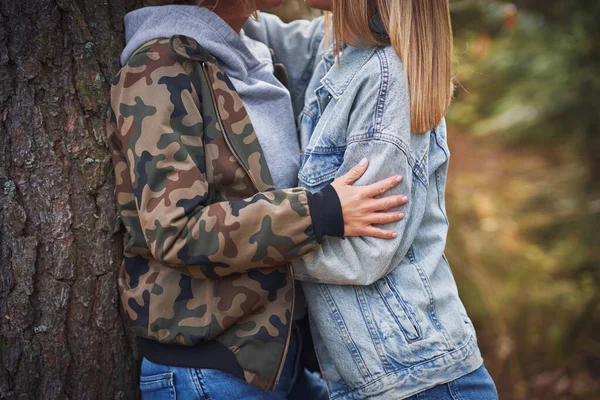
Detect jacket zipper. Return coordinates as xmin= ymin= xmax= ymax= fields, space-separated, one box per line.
xmin=272 ymin=263 xmax=295 ymax=390
xmin=200 ymin=65 xmax=260 ymax=190
xmin=200 ymin=63 xmax=295 ymax=391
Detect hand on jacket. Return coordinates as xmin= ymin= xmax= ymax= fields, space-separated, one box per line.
xmin=331 ymin=158 xmax=408 ymax=239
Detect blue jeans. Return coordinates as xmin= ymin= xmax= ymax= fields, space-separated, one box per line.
xmin=406 ymin=365 xmax=498 ymax=400
xmin=139 ymin=326 xmax=328 ymax=400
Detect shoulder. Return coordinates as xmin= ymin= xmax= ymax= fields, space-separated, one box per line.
xmin=333 ymin=45 xmax=408 ymax=109
xmin=111 ymin=35 xmax=213 ymax=112
xmin=372 ymin=46 xmax=410 ymax=128
xmin=109 ymin=35 xmax=209 ymax=133
xmin=340 ymin=45 xmax=405 ymax=87
xmin=114 ymin=35 xmax=216 ymax=91
xmin=336 ymin=46 xmax=410 ymax=139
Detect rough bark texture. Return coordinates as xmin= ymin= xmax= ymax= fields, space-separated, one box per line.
xmin=0 ymin=0 xmax=143 ymax=398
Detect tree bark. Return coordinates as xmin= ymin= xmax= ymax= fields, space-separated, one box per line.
xmin=0 ymin=1 xmax=320 ymax=398
xmin=0 ymin=0 xmax=142 ymax=398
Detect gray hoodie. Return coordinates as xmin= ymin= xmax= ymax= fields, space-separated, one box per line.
xmin=121 ymin=5 xmax=301 ymax=190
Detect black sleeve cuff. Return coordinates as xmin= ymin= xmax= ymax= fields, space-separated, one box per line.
xmin=306 ymin=184 xmax=345 ymax=243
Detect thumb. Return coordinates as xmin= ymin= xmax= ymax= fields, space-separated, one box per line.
xmin=340 ymin=158 xmax=368 ymax=185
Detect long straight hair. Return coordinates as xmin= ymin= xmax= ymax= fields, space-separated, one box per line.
xmin=331 ymin=0 xmax=453 ymax=134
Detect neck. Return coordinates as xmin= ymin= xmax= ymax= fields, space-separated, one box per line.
xmin=213 ymin=6 xmax=252 ymax=33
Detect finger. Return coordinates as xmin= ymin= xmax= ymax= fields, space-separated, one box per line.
xmin=368 ymin=195 xmax=409 ymax=211
xmin=366 ymin=211 xmax=405 ymax=225
xmin=360 ymin=226 xmax=398 ymax=239
xmin=339 ymin=158 xmax=368 ymax=185
xmin=363 ymin=175 xmax=403 ymax=197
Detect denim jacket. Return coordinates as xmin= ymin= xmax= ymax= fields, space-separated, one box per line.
xmin=245 ymin=14 xmax=483 ymax=399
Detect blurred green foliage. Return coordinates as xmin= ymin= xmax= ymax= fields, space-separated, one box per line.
xmin=272 ymin=1 xmax=600 ymax=398
xmin=448 ymin=2 xmax=600 ymax=398
xmin=451 ymin=0 xmax=600 ymax=179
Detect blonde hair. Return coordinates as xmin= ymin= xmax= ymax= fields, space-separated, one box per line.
xmin=331 ymin=0 xmax=453 ymax=133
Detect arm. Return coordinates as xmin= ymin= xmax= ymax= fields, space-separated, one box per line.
xmin=110 ymin=60 xmax=405 ymax=279
xmin=110 ymin=62 xmax=321 ymax=278
xmin=294 ymin=137 xmax=426 ymax=285
xmin=243 ymin=13 xmax=325 ymax=115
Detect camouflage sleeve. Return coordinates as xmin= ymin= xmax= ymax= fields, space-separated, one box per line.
xmin=110 ymin=59 xmax=320 ymax=278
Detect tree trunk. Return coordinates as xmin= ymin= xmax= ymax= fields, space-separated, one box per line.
xmin=0 ymin=0 xmax=142 ymax=398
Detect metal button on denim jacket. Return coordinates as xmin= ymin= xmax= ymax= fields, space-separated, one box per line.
xmin=293 ymin=44 xmax=484 ymax=399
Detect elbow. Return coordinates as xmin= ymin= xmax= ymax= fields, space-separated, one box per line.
xmin=148 ymin=229 xmax=223 ymax=270
xmin=146 ymin=230 xmax=184 ymax=266
xmin=351 ymin=271 xmax=385 ymax=286
xmin=310 ymin=251 xmax=394 ymax=286
xmin=149 ymin=245 xmax=178 ymax=267
xmin=345 ymin=257 xmax=395 ymax=285
xmin=296 ymin=260 xmax=390 ymax=286
xmin=332 ymin=269 xmax=383 ymax=286
xmin=142 ymin=213 xmax=198 ymax=266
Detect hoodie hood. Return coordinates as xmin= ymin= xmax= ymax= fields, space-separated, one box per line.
xmin=120 ymin=6 xmax=302 ymax=191
xmin=121 ymin=5 xmax=259 ymax=78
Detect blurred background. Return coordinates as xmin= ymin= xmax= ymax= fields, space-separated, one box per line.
xmin=271 ymin=1 xmax=600 ymax=399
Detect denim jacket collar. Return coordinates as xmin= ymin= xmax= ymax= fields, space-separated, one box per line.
xmin=320 ymin=14 xmax=387 ymax=99
xmin=320 ymin=46 xmax=377 ymax=99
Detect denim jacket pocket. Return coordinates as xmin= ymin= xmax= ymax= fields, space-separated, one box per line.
xmin=375 ymin=277 xmax=422 ymax=343
xmin=299 ymin=147 xmax=345 ymax=190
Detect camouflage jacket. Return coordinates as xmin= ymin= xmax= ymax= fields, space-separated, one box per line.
xmin=106 ymin=35 xmax=321 ymax=390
